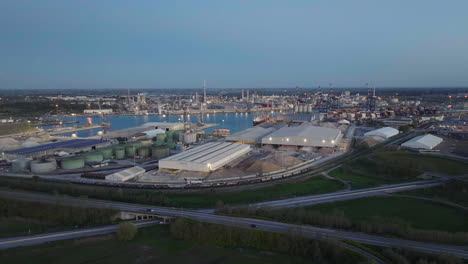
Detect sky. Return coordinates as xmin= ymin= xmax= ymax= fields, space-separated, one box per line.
xmin=1 ymin=0 xmax=467 ymax=89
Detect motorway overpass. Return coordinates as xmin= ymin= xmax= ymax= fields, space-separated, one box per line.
xmin=0 ymin=189 xmax=466 ymax=259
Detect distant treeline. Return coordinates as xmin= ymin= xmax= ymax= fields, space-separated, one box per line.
xmin=170 ymin=218 xmax=365 ymax=264
xmin=0 ymin=197 xmax=117 ymax=226
xmin=0 ymin=176 xmax=171 ymax=207
xmin=217 ymin=206 xmax=468 ymax=245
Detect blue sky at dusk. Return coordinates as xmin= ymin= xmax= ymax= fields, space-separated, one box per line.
xmin=1 ymin=1 xmax=467 ymax=89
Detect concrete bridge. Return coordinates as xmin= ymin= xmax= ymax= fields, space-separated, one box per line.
xmin=118 ymin=211 xmax=174 ymax=223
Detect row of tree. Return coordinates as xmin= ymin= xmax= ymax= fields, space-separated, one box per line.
xmin=217 ymin=206 xmax=468 ymax=245
xmin=169 ymin=218 xmax=366 ymax=264
xmin=0 ymin=197 xmax=117 ymax=226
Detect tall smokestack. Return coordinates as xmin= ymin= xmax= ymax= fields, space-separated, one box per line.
xmin=203 ymin=80 xmax=207 ymax=104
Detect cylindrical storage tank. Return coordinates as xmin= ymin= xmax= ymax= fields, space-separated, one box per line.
xmin=61 ymin=157 xmax=85 ymax=170
xmin=307 ymin=105 xmax=313 ymax=113
xmin=125 ymin=145 xmax=136 ymax=158
xmin=166 ymin=131 xmax=175 ymax=142
xmin=183 ymin=133 xmax=197 ymax=144
xmin=30 ymin=158 xmax=57 ymax=174
xmin=153 ymin=141 xmax=164 ymax=147
xmin=115 ymin=148 xmax=125 ymax=159
xmin=97 ymin=148 xmax=113 ymax=159
xmin=139 ymin=139 xmax=152 ymax=147
xmin=151 ymin=146 xmax=170 ymax=159
xmin=82 ymin=152 xmax=104 ymax=164
xmin=130 ymin=142 xmax=142 ymax=149
xmin=173 ymin=130 xmax=181 ymax=142
xmin=137 ymin=147 xmax=150 ymax=157
xmin=156 ymin=133 xmax=167 ymax=142
xmin=12 ymin=158 xmax=32 ymax=172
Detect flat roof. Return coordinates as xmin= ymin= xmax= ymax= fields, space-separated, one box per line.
xmin=163 ymin=142 xmax=247 ymax=164
xmin=4 ymin=139 xmax=109 ymax=155
xmin=159 ymin=142 xmax=251 ymax=172
xmin=267 ymin=125 xmax=341 ymax=140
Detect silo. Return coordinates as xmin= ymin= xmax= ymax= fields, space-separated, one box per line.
xmin=183 ymin=133 xmax=197 ymax=144
xmin=166 ymin=131 xmax=175 ymax=142
xmin=61 ymin=157 xmax=85 ymax=170
xmin=151 ymin=146 xmax=170 ymax=159
xmin=139 ymin=139 xmax=152 ymax=147
xmin=156 ymin=133 xmax=167 ymax=142
xmin=137 ymin=147 xmax=150 ymax=157
xmin=125 ymin=145 xmax=136 ymax=158
xmin=173 ymin=130 xmax=181 ymax=142
xmin=97 ymin=148 xmax=113 ymax=159
xmin=153 ymin=141 xmax=165 ymax=147
xmin=83 ymin=152 xmax=104 ymax=164
xmin=115 ymin=148 xmax=125 ymax=159
xmin=30 ymin=158 xmax=57 ymax=174
xmin=130 ymin=141 xmax=142 ymax=149
xmin=167 ymin=142 xmax=176 ymax=149
xmin=12 ymin=158 xmax=32 ymax=172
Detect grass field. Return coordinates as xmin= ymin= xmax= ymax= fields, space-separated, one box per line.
xmin=165 ymin=176 xmax=345 ymax=208
xmin=0 ymin=175 xmax=345 ymax=209
xmin=309 ymin=196 xmax=468 ymax=232
xmin=0 ymin=225 xmax=312 ymax=264
xmin=373 ymin=151 xmax=468 ymax=175
xmin=329 ymin=167 xmax=396 ymax=189
xmin=401 ymin=179 xmax=468 ymax=207
xmin=0 ymin=218 xmax=67 ymax=238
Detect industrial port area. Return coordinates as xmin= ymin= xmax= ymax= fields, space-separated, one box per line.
xmin=1 ymin=87 xmax=467 ymax=264
xmin=1 ymin=1 xmax=468 ymax=263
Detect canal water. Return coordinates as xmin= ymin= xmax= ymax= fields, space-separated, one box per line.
xmin=46 ymin=112 xmax=281 ymax=138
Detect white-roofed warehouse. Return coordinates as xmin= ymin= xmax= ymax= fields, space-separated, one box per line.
xmin=261 ymin=126 xmax=343 ymax=148
xmin=401 ymin=134 xmax=443 ymax=150
xmin=364 ymin=127 xmax=399 ymax=139
xmin=159 ymin=142 xmax=251 ymax=172
xmin=105 ymin=166 xmax=146 ymax=182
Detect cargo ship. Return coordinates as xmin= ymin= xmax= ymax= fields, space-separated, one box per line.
xmin=253 ymin=115 xmax=269 ymax=126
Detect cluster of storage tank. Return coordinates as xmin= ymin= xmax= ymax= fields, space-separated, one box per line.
xmin=11 ymin=130 xmax=182 ymax=173
xmin=12 ymin=158 xmax=58 ymax=174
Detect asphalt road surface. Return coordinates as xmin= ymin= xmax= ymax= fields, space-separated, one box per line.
xmin=0 ymin=220 xmax=160 ymax=250
xmin=0 ymin=190 xmax=466 ymax=259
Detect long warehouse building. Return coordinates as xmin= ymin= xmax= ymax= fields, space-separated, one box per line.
xmin=261 ymin=125 xmax=342 ymax=148
xmin=3 ymin=139 xmax=110 ymax=159
xmin=159 ymin=142 xmax=251 ymax=172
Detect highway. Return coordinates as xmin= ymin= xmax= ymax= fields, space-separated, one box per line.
xmin=198 ymin=179 xmax=447 ymax=213
xmin=0 ymin=190 xmax=467 ymax=259
xmin=0 ymin=220 xmax=160 ymax=250
xmin=246 ymin=179 xmax=447 ymax=208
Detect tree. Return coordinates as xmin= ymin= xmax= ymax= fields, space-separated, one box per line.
xmin=116 ymin=222 xmax=138 ymax=241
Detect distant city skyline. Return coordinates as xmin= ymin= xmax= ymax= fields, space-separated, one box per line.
xmin=1 ymin=1 xmax=468 ymax=89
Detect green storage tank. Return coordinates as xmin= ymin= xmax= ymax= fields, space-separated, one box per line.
xmin=166 ymin=131 xmax=175 ymax=142
xmin=151 ymin=146 xmax=170 ymax=159
xmin=83 ymin=152 xmax=104 ymax=164
xmin=156 ymin=133 xmax=167 ymax=142
xmin=125 ymin=145 xmax=136 ymax=158
xmin=61 ymin=157 xmax=85 ymax=170
xmin=137 ymin=147 xmax=150 ymax=157
xmin=153 ymin=141 xmax=164 ymax=147
xmin=173 ymin=130 xmax=181 ymax=142
xmin=167 ymin=142 xmax=176 ymax=149
xmin=97 ymin=148 xmax=113 ymax=159
xmin=115 ymin=148 xmax=125 ymax=159
xmin=139 ymin=139 xmax=152 ymax=147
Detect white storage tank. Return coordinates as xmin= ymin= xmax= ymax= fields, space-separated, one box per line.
xmin=12 ymin=158 xmax=32 ymax=172
xmin=30 ymin=158 xmax=57 ymax=174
